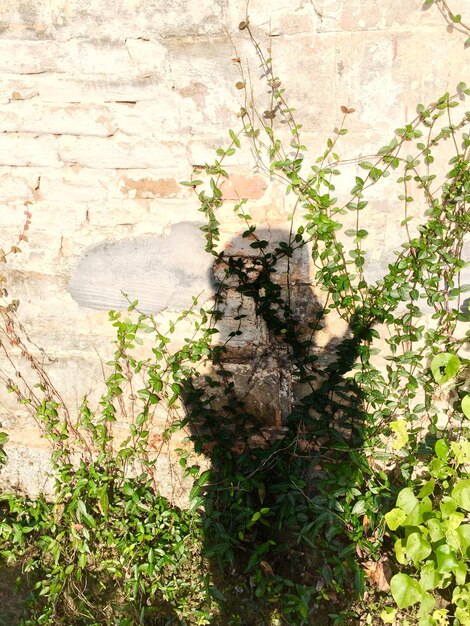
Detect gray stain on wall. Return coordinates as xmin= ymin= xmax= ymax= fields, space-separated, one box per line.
xmin=69 ymin=222 xmax=213 ymax=313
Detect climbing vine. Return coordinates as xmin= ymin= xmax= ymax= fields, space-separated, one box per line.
xmin=425 ymin=0 xmax=470 ymax=43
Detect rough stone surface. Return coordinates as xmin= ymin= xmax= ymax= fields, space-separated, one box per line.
xmin=0 ymin=0 xmax=467 ymax=500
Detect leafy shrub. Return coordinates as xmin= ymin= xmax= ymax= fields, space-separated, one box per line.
xmin=385 ymin=351 xmax=470 ymax=625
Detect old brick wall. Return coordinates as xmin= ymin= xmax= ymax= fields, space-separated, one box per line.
xmin=0 ymin=0 xmax=468 ymax=502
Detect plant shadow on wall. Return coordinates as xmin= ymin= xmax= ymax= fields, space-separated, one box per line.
xmin=179 ymin=15 xmax=470 ymax=622
xmin=182 ymin=228 xmax=379 ymax=625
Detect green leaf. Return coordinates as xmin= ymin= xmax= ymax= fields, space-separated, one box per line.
xmin=385 ymin=508 xmax=407 ymax=531
xmin=440 ymin=496 xmax=458 ymax=518
xmin=78 ymin=552 xmax=87 ymax=569
xmin=451 ymin=441 xmax=470 ymax=464
xmin=390 ymin=573 xmax=425 ymax=609
xmin=380 ymin=607 xmax=397 ymax=624
xmin=406 ymin=532 xmax=432 ymax=567
xmin=419 ymin=561 xmax=440 ymax=591
xmin=418 ymin=480 xmax=435 ymax=499
xmin=395 ymin=538 xmax=407 ymax=565
xmin=455 ymin=562 xmax=467 ymax=585
xmin=98 ymin=486 xmax=109 ymax=515
xmin=452 ymin=479 xmax=470 ymax=511
xmin=136 ymin=412 xmax=147 ymax=426
xmin=431 ymin=353 xmax=460 ymax=385
xmin=390 ymin=419 xmax=409 ymax=450
xmin=462 ymin=395 xmax=470 ymax=419
xmin=405 ymin=497 xmax=432 ymax=526
xmin=418 ymin=593 xmax=435 ymax=618
xmin=397 ymin=488 xmax=419 ymax=514
xmin=76 ymin=499 xmax=87 ymax=518
xmin=456 ymin=605 xmax=470 ymax=625
xmin=446 ymin=511 xmax=464 ymax=530
xmin=435 ymin=544 xmax=459 ymax=574
xmin=427 ymin=518 xmax=444 ymax=543
xmin=456 ymin=525 xmax=470 ymax=555
xmin=351 ymin=500 xmax=367 ymax=515
xmin=435 ymin=439 xmax=449 ymax=460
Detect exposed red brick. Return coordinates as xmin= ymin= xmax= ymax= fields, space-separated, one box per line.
xmin=220 ymin=174 xmax=267 ymax=200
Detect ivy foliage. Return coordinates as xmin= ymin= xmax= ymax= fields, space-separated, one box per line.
xmin=385 ymin=353 xmax=470 ymax=626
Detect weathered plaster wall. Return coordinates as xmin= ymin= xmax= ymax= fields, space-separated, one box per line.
xmin=0 ymin=0 xmax=468 ymax=501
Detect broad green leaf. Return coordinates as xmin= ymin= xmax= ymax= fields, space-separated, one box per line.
xmin=452 ymin=479 xmax=470 ymax=512
xmin=456 ymin=562 xmax=467 ymax=585
xmin=385 ymin=508 xmax=407 ymax=531
xmin=435 ymin=439 xmax=449 ymax=460
xmin=406 ymin=532 xmax=432 ymax=566
xmin=440 ymin=496 xmax=458 ymax=518
xmin=418 ymin=592 xmax=436 ymax=618
xmin=451 ymin=441 xmax=470 ymax=464
xmin=390 ymin=419 xmax=409 ymax=450
xmin=418 ymin=617 xmax=434 ymax=626
xmin=390 ymin=573 xmax=425 ymax=609
xmin=380 ymin=607 xmax=396 ymax=624
xmin=447 ymin=528 xmax=463 ymax=552
xmin=456 ymin=525 xmax=470 ymax=555
xmin=462 ymin=395 xmax=470 ymax=419
xmin=435 ymin=544 xmax=459 ymax=574
xmin=452 ymin=585 xmax=469 ymax=606
xmin=446 ymin=511 xmax=464 ymax=530
xmin=395 ymin=538 xmax=407 ymax=565
xmin=427 ymin=518 xmax=444 ymax=543
xmin=351 ymin=500 xmax=367 ymax=515
xmin=431 ymin=353 xmax=460 ymax=385
xmin=405 ymin=497 xmax=432 ymax=526
xmin=455 ymin=606 xmax=470 ymax=626
xmin=453 ymin=585 xmax=470 ymax=626
xmin=397 ymin=488 xmax=419 ymax=514
xmin=429 ymin=457 xmax=454 ymax=481
xmin=419 ymin=561 xmax=440 ymax=591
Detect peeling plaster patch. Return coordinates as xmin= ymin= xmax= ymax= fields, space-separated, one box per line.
xmin=69 ymin=222 xmax=213 ymax=313
xmin=120 ymin=175 xmax=179 ymax=198
xmin=176 ymin=81 xmax=209 ymax=108
xmin=220 ymin=173 xmax=267 ymax=200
